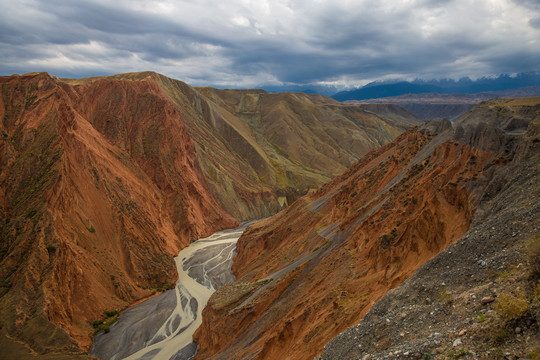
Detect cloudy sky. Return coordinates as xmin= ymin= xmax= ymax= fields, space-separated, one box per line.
xmin=1 ymin=0 xmax=539 ymax=88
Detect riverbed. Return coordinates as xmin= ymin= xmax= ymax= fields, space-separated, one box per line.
xmin=89 ymin=223 xmax=251 ymax=360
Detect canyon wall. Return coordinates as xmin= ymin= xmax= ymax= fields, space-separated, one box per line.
xmin=194 ymin=97 xmax=540 ymax=359
xmin=0 ymin=71 xmax=417 ymax=357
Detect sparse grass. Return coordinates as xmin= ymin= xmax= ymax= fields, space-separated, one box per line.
xmin=446 ymin=348 xmax=469 ymax=359
xmin=476 ymin=311 xmax=486 ymax=323
xmin=493 ymin=290 xmax=529 ymax=320
xmin=438 ymin=287 xmax=453 ymax=306
xmin=155 ymin=282 xmax=175 ymax=292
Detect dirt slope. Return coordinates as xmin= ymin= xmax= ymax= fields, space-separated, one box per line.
xmin=193 ymin=98 xmax=540 ymax=360
xmin=189 ymin=86 xmax=421 ymax=216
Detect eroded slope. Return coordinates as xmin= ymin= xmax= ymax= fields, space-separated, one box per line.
xmin=0 ymin=71 xmax=419 ymax=358
xmin=0 ymin=72 xmax=238 ymax=357
xmin=194 ymin=98 xmax=540 ymax=360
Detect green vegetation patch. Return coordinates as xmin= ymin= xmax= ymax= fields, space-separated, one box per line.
xmin=92 ymin=310 xmax=120 ymax=334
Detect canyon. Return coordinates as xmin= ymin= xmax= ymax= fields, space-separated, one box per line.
xmin=90 ymin=224 xmax=251 ymax=360
xmin=0 ymin=71 xmax=417 ymax=358
xmin=193 ymin=97 xmax=540 ymax=359
xmin=0 ymin=71 xmax=538 ymax=359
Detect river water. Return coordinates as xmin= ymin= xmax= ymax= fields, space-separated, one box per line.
xmin=89 ymin=223 xmax=251 ymax=360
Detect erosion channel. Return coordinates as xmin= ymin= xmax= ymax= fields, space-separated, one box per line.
xmin=90 ymin=222 xmax=253 ymax=360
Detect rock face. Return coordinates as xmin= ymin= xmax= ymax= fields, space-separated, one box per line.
xmin=193 ymin=97 xmax=540 ymax=360
xmin=0 ymin=72 xmax=418 ymax=358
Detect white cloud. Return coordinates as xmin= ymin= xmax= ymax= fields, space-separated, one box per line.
xmin=0 ymin=0 xmax=538 ymax=87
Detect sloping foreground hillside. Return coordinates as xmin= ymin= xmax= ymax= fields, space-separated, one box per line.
xmin=320 ymin=98 xmax=540 ymax=359
xmin=194 ymin=98 xmax=540 ymax=359
xmin=0 ymin=72 xmax=416 ymax=358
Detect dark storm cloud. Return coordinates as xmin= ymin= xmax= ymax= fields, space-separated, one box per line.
xmin=530 ymin=18 xmax=540 ymax=29
xmin=0 ymin=0 xmax=538 ymax=88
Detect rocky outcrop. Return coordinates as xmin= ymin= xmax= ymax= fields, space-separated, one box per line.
xmin=194 ymin=98 xmax=540 ymax=360
xmin=0 ymin=72 xmax=419 ymax=358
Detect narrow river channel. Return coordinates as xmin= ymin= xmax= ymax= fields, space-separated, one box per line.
xmin=90 ymin=222 xmax=252 ymax=360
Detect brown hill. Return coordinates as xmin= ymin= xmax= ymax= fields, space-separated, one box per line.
xmin=182 ymin=86 xmax=421 ymax=216
xmin=0 ymin=72 xmax=237 ymax=357
xmin=193 ymin=98 xmax=540 ymax=359
xmin=0 ymin=72 xmax=417 ymax=358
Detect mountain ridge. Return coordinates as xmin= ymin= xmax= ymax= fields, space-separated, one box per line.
xmin=349 ymin=87 xmax=540 ymax=122
xmin=0 ymin=71 xmax=419 ymax=358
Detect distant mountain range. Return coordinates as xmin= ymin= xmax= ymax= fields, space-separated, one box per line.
xmin=332 ymin=71 xmax=540 ymax=101
xmin=352 ymin=86 xmax=540 ymax=121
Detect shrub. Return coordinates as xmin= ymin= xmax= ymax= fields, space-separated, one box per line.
xmin=493 ymin=290 xmax=528 ymax=320
xmin=91 ymin=319 xmax=103 ymax=328
xmin=103 ymin=310 xmax=118 ymax=317
xmin=87 ymin=225 xmax=95 ymax=233
xmin=46 ymin=245 xmax=56 ymax=254
xmin=438 ymin=288 xmax=453 ymax=306
xmin=92 ymin=311 xmax=119 ymax=334
xmin=491 ymin=326 xmax=509 ymax=345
